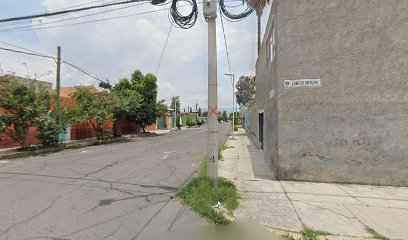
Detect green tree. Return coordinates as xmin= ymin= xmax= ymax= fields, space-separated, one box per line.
xmin=113 ymin=70 xmax=159 ymax=133
xmin=67 ymin=87 xmax=113 ymax=140
xmin=156 ymin=99 xmax=168 ymax=118
xmin=222 ymin=110 xmax=228 ymax=122
xmin=0 ymin=80 xmax=54 ymax=147
xmin=198 ymin=107 xmax=202 ymax=116
xmin=111 ymin=80 xmax=142 ymax=137
xmin=170 ymin=96 xmax=181 ymax=114
xmin=236 ymin=76 xmax=256 ymax=106
xmin=136 ymin=73 xmax=158 ymax=132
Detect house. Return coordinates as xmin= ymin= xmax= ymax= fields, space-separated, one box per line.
xmin=0 ymin=74 xmax=53 ymax=89
xmin=60 ymin=86 xmax=157 ymax=141
xmin=245 ymin=0 xmax=408 ymax=186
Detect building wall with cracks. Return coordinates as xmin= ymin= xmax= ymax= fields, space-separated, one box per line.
xmin=246 ymin=0 xmax=408 ymax=186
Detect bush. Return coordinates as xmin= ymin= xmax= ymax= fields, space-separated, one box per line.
xmin=36 ymin=118 xmax=61 ymax=147
xmin=186 ymin=116 xmax=192 ymax=127
xmin=176 ymin=117 xmax=182 ymax=129
xmin=234 ymin=125 xmax=239 ymax=131
xmin=113 ymin=120 xmax=122 ymax=138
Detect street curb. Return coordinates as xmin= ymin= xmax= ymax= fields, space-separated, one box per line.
xmin=266 ymin=227 xmax=376 ymax=240
xmin=0 ymin=132 xmax=160 ymax=161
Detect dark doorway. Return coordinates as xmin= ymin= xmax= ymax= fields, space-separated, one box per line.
xmin=259 ymin=112 xmax=264 ymax=149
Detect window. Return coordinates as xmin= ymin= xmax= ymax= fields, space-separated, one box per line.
xmin=266 ymin=20 xmax=276 ymax=65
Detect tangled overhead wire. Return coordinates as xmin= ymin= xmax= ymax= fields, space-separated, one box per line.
xmin=166 ymin=0 xmax=255 ymax=28
xmin=169 ymin=0 xmax=198 ymax=29
xmin=0 ymin=0 xmax=256 ymax=30
xmin=219 ymin=0 xmax=255 ymax=22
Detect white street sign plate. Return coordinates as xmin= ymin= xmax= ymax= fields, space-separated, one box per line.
xmin=284 ymin=79 xmax=321 ymax=88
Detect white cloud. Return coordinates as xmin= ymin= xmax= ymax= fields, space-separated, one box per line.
xmin=0 ymin=0 xmax=262 ymax=109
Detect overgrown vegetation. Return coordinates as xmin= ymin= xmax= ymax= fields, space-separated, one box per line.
xmin=218 ymin=144 xmax=234 ymax=160
xmin=67 ymin=87 xmax=113 ymax=140
xmin=177 ymin=157 xmax=239 ymax=225
xmin=365 ymin=227 xmax=390 ymax=240
xmin=301 ymin=226 xmax=331 ymax=240
xmin=0 ymin=80 xmax=65 ymax=148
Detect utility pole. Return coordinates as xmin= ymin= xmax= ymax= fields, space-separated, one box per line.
xmin=174 ymin=96 xmax=177 ymax=128
xmin=55 ymin=46 xmax=61 ymax=119
xmin=204 ymin=0 xmax=218 ymax=186
xmin=225 ymin=73 xmax=235 ymax=132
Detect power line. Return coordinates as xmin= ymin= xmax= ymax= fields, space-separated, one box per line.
xmin=155 ymin=24 xmax=172 ymax=75
xmin=0 ymin=43 xmax=110 ymax=86
xmin=1 ymin=6 xmax=174 ymax=32
xmin=0 ymin=1 xmax=150 ymax=32
xmin=0 ymin=0 xmax=148 ymax=23
xmin=0 ymin=46 xmax=55 ymax=59
xmin=63 ymin=61 xmax=109 ymax=84
xmin=55 ymin=0 xmax=122 ymax=12
xmin=219 ymin=0 xmax=255 ymax=22
xmin=0 ymin=39 xmax=53 ymax=57
xmin=0 ymin=0 xmax=119 ymax=28
xmin=219 ymin=12 xmax=233 ymax=80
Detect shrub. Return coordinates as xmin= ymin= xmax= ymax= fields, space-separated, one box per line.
xmin=234 ymin=125 xmax=239 ymax=131
xmin=176 ymin=116 xmax=182 ymax=129
xmin=186 ymin=116 xmax=192 ymax=127
xmin=36 ymin=115 xmax=62 ymax=147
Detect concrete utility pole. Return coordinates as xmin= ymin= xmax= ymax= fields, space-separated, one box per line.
xmin=225 ymin=73 xmax=235 ymax=132
xmin=174 ymin=97 xmax=177 ymax=128
xmin=204 ymin=0 xmax=218 ymax=186
xmin=55 ymin=46 xmax=61 ymax=114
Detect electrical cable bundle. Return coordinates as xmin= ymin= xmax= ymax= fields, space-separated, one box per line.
xmin=169 ymin=0 xmax=198 ymax=29
xmin=218 ymin=0 xmax=255 ymax=21
xmin=0 ymin=0 xmax=256 ymax=30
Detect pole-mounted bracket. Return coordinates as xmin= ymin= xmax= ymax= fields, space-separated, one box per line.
xmin=203 ymin=0 xmax=217 ymax=20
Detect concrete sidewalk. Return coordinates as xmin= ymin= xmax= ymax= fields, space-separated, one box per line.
xmin=219 ymin=128 xmax=408 ymax=240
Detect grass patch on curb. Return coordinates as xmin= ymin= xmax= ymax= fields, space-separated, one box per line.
xmin=301 ymin=226 xmax=331 ymax=240
xmin=177 ymin=157 xmax=239 ymax=225
xmin=218 ymin=144 xmax=234 ymax=160
xmin=365 ymin=227 xmax=390 ymax=240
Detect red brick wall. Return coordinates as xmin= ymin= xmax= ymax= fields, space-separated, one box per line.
xmin=69 ymin=120 xmax=157 ymax=141
xmin=0 ymin=127 xmax=40 ymax=149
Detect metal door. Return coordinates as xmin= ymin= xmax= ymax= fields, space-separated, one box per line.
xmin=259 ymin=112 xmax=264 ymax=149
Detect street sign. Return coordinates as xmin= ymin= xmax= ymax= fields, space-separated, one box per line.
xmin=284 ymin=79 xmax=321 ymax=88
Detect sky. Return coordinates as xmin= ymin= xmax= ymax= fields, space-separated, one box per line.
xmin=0 ymin=0 xmax=270 ymax=111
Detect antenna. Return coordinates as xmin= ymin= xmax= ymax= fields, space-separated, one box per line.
xmin=33 ymin=70 xmax=52 ymax=79
xmin=22 ymin=62 xmax=32 ymax=78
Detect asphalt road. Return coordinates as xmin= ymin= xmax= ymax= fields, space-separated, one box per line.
xmin=0 ymin=123 xmax=231 ymax=240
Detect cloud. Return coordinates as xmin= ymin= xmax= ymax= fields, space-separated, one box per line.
xmin=0 ymin=0 xmax=263 ymax=110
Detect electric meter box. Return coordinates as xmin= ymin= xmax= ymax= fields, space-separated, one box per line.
xmin=203 ymin=0 xmax=217 ymax=20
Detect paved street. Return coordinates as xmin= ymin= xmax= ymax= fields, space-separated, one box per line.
xmin=0 ymin=123 xmax=231 ymax=240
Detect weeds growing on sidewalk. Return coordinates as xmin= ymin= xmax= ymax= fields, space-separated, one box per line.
xmin=365 ymin=227 xmax=390 ymax=240
xmin=301 ymin=226 xmax=331 ymax=240
xmin=218 ymin=144 xmax=234 ymax=160
xmin=177 ymin=157 xmax=239 ymax=224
